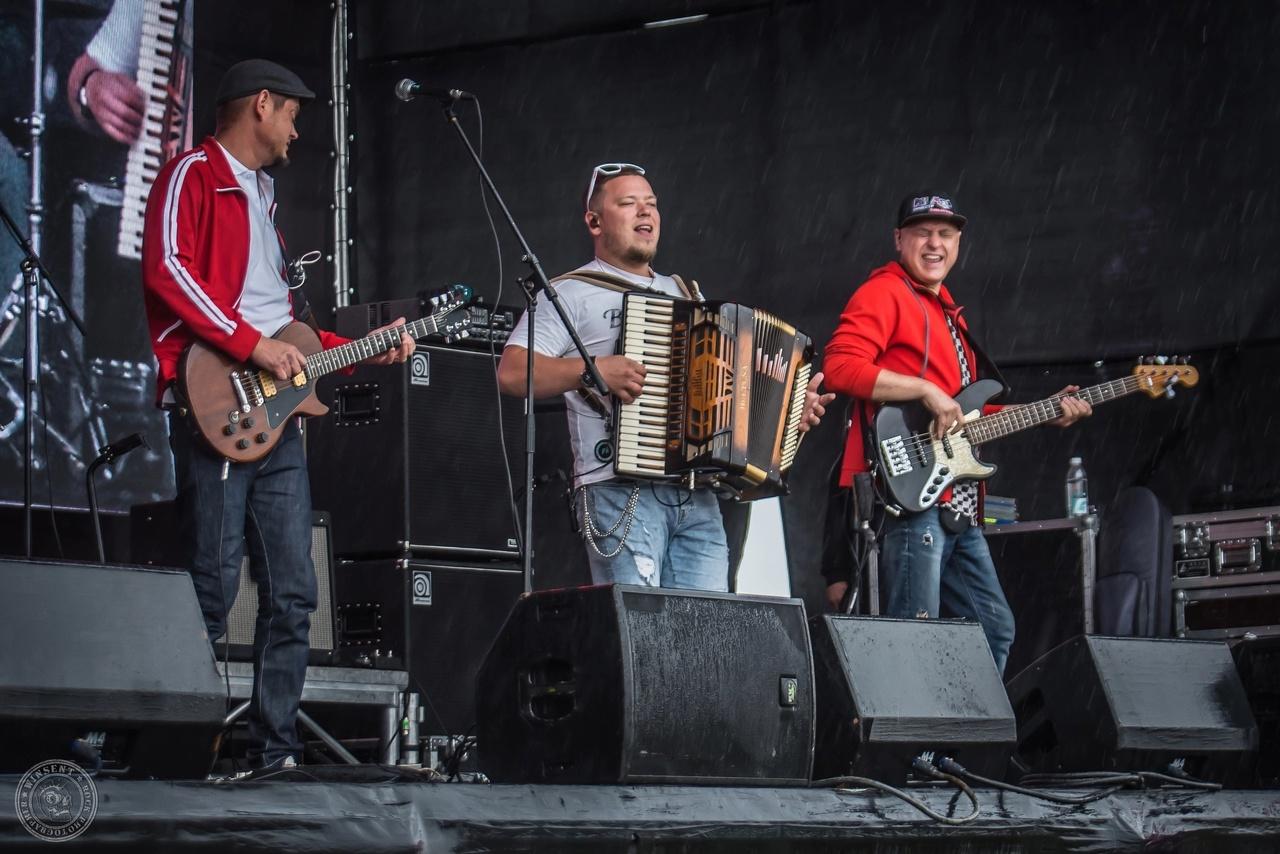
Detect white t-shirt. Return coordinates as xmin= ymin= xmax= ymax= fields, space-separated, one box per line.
xmin=216 ymin=142 xmax=294 ymax=338
xmin=507 ymin=258 xmax=688 ymax=488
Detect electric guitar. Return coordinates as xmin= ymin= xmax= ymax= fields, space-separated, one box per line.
xmin=179 ymin=284 xmax=473 ymax=463
xmin=875 ymin=359 xmax=1199 ymax=513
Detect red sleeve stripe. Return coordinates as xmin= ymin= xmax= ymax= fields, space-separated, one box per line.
xmin=162 ymin=151 xmax=237 ymax=337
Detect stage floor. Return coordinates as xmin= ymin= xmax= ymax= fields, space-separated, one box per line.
xmin=1 ymin=767 xmax=1278 ymax=853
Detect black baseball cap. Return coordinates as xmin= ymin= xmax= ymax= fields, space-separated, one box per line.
xmin=215 ymin=59 xmax=315 ymax=106
xmin=896 ymin=192 xmax=967 ymax=229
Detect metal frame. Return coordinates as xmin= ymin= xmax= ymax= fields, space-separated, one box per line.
xmin=216 ymin=661 xmax=412 ymax=765
xmin=985 ymin=514 xmax=1099 ymax=634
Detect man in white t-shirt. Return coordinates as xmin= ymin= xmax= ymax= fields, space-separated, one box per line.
xmin=498 ymin=163 xmax=832 ymax=591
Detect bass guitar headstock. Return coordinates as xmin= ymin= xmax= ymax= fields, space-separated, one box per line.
xmin=1133 ymin=356 xmax=1198 ymax=398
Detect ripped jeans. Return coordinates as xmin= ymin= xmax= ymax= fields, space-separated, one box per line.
xmin=880 ymin=507 xmax=1015 ymax=674
xmin=578 ymin=483 xmax=730 ymax=592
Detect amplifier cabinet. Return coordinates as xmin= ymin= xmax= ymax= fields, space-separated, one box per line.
xmin=333 ymin=557 xmax=524 ymax=736
xmin=130 ymin=503 xmax=336 ymax=663
xmin=308 ymin=347 xmax=525 ymax=560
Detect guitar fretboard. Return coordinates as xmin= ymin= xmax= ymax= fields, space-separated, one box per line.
xmin=302 ymin=313 xmax=443 ymax=379
xmin=964 ymin=375 xmax=1144 ymax=445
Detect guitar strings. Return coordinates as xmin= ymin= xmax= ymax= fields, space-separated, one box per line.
xmin=890 ymin=374 xmax=1150 ymax=458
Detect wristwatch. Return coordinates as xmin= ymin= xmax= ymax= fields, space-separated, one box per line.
xmin=580 ymin=357 xmax=598 ymax=390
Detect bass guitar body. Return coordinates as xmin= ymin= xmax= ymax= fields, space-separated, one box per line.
xmin=875 ymin=378 xmax=1001 ymax=513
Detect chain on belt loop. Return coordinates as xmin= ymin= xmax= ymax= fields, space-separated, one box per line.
xmin=580 ymin=484 xmax=641 ymax=559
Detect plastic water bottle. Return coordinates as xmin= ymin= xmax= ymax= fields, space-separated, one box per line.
xmin=1065 ymin=457 xmax=1089 ymax=518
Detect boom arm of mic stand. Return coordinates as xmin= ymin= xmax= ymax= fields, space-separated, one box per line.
xmin=439 ymin=104 xmax=608 ymax=394
xmin=0 ymin=198 xmax=86 ymax=336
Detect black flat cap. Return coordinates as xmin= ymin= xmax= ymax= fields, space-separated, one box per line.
xmin=215 ymin=59 xmax=315 ymax=106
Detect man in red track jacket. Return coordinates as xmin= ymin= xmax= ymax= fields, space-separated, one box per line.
xmin=141 ymin=60 xmax=412 ymax=770
xmin=821 ymin=193 xmax=1090 ymax=673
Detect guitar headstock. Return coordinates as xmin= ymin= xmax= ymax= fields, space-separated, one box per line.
xmin=1133 ymin=356 xmax=1199 ymax=398
xmin=424 ymin=283 xmax=474 ymax=313
xmin=421 ymin=283 xmax=475 ymax=342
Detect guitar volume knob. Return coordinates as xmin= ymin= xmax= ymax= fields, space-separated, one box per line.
xmin=255 ymin=432 xmax=269 ymax=444
xmin=223 ymin=425 xmax=236 ymax=436
xmin=235 ymin=439 xmax=251 ymax=450
xmin=242 ymin=417 xmax=255 ymax=429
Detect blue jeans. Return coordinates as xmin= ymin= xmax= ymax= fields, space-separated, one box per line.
xmin=578 ymin=483 xmax=729 ymax=592
xmin=169 ymin=413 xmax=316 ymax=767
xmin=881 ymin=507 xmax=1015 ymax=674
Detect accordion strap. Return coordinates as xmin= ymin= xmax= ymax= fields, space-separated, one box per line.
xmin=551 ymin=270 xmax=701 ymax=301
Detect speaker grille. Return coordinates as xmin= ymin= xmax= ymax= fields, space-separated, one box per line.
xmin=222 ymin=515 xmax=335 ymax=652
xmin=309 ymin=347 xmax=525 ymax=558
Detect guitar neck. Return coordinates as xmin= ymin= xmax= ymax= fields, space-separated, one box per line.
xmin=965 ymin=375 xmax=1144 ymax=446
xmin=303 ymin=314 xmax=440 ymax=379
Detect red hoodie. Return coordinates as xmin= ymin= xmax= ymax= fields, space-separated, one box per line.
xmin=823 ymin=261 xmax=995 ymax=488
xmin=140 ymin=137 xmax=346 ymax=403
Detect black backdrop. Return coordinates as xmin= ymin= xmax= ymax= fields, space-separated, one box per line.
xmin=193 ymin=0 xmax=1280 ymax=611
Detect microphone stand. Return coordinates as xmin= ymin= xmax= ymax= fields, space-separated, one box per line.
xmin=437 ymin=97 xmax=608 ymax=594
xmin=4 ymin=0 xmax=87 ymax=558
xmin=85 ymin=433 xmax=148 ymax=563
xmin=0 ymin=200 xmax=86 ymax=560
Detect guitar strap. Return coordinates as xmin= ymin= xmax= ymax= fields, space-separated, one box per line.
xmin=274 ymin=227 xmax=323 ymax=335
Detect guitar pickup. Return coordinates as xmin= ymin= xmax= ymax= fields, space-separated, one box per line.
xmin=259 ymin=373 xmax=277 ymax=398
xmin=880 ymin=436 xmax=912 ymax=476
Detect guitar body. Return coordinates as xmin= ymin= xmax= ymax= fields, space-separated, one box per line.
xmin=179 ymin=322 xmax=329 ymax=463
xmin=875 ymin=379 xmax=1002 ymax=513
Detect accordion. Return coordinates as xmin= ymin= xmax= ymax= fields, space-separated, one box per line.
xmin=613 ymin=292 xmax=814 ymax=500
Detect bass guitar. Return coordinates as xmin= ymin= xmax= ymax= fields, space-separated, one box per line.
xmin=875 ymin=359 xmax=1198 ymax=513
xmin=179 ymin=284 xmax=473 ymax=463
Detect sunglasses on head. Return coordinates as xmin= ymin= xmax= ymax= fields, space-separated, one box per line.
xmin=585 ymin=162 xmax=646 ymax=211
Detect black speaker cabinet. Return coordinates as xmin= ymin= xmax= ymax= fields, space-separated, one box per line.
xmin=334 ymin=557 xmax=524 ymax=736
xmin=0 ymin=559 xmax=224 ymax=778
xmin=476 ymin=584 xmax=815 ymax=785
xmin=811 ymin=615 xmax=1017 ymax=783
xmin=1231 ymin=636 xmax=1280 ymax=787
xmin=308 ymin=346 xmax=525 ymax=559
xmin=1007 ymin=635 xmax=1258 ymax=783
xmin=130 ymin=502 xmax=337 ymax=663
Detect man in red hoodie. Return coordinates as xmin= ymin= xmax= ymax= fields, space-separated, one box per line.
xmin=141 ymin=60 xmax=412 ymax=769
xmin=821 ymin=193 xmax=1090 ymax=673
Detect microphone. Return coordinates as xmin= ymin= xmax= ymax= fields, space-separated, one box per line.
xmin=394 ymin=78 xmax=474 ymax=103
xmin=96 ymin=432 xmax=147 ymax=464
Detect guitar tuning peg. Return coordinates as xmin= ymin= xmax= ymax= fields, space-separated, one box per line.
xmin=1138 ymin=354 xmax=1150 ymax=365
xmin=1165 ymin=384 xmax=1177 ymax=399
xmin=1155 ymin=355 xmax=1168 ymax=365
xmin=1177 ymin=355 xmax=1189 ymax=365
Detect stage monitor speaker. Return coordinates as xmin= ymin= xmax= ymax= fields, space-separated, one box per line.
xmin=1007 ymin=634 xmax=1258 ymax=783
xmin=130 ymin=503 xmax=337 ymax=662
xmin=1230 ymin=636 xmax=1280 ymax=787
xmin=334 ymin=557 xmax=524 ymax=736
xmin=308 ymin=346 xmax=524 ymax=559
xmin=476 ymin=584 xmax=815 ymax=785
xmin=810 ymin=615 xmax=1016 ymax=783
xmin=0 ymin=559 xmax=224 ymax=779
